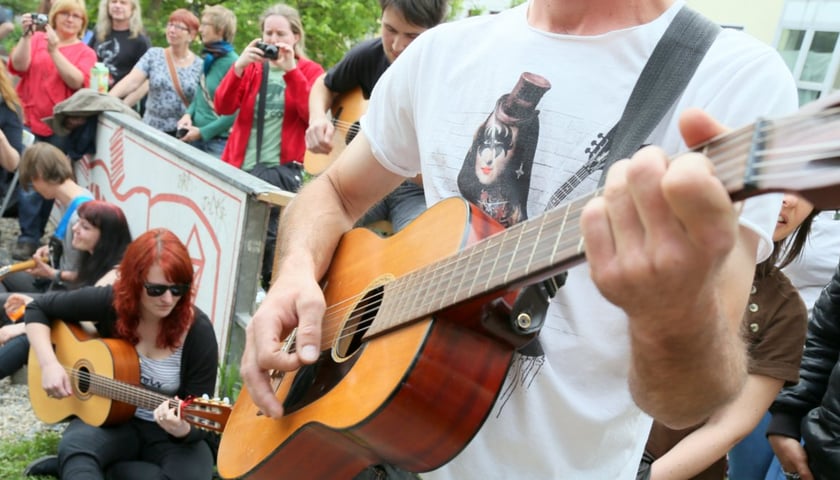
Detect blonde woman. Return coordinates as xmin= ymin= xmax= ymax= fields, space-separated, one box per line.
xmin=89 ymin=0 xmax=151 ymax=87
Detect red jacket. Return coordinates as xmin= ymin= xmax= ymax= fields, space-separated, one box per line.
xmin=215 ymin=57 xmax=323 ymax=168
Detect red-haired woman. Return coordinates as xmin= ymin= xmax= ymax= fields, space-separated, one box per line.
xmin=24 ymin=228 xmax=218 ymax=479
xmin=110 ymin=8 xmax=202 ymax=136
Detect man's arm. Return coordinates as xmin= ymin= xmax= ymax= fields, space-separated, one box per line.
xmin=581 ymin=110 xmax=758 ymax=428
xmin=241 ymin=133 xmax=406 ymax=417
xmin=306 ymin=72 xmax=339 ymax=154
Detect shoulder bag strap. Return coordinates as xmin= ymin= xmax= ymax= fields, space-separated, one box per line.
xmin=165 ymin=47 xmax=190 ymax=107
xmin=199 ymin=74 xmax=219 ymax=119
xmin=255 ymin=61 xmax=269 ymax=166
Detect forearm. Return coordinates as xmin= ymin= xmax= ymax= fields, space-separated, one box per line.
xmin=121 ymin=80 xmax=148 ymax=108
xmin=110 ymin=69 xmax=146 ymax=101
xmin=630 ymin=227 xmax=757 ymax=428
xmin=50 ymin=50 xmax=85 ymax=90
xmin=308 ymin=74 xmax=334 ymax=124
xmin=0 ymin=136 xmax=19 ymax=172
xmin=25 ymin=322 xmax=58 ymax=368
xmin=10 ymin=38 xmax=31 ymax=71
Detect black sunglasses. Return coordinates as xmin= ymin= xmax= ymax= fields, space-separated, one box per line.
xmin=143 ymin=283 xmax=190 ymax=297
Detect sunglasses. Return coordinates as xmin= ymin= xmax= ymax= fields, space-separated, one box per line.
xmin=143 ymin=283 xmax=190 ymax=297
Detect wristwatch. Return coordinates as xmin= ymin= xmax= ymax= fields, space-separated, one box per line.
xmin=54 ymin=269 xmax=64 ymax=286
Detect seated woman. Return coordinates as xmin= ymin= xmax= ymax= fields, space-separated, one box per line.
xmin=639 ymin=193 xmax=818 ymax=480
xmin=0 ymin=200 xmax=132 ymax=380
xmin=25 ymin=228 xmax=218 ymax=479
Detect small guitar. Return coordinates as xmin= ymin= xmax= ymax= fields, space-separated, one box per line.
xmin=217 ymin=94 xmax=840 ymax=479
xmin=303 ymin=87 xmax=367 ymax=176
xmin=0 ymin=258 xmax=44 ymax=280
xmin=28 ymin=320 xmax=231 ymax=433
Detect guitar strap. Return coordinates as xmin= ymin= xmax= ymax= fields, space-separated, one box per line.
xmin=513 ymin=7 xmax=721 ymax=356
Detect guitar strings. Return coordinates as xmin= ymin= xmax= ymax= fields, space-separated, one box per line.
xmin=313 ymin=109 xmax=840 ymax=348
xmin=63 ymin=366 xmax=177 ymax=411
xmin=306 ymin=108 xmax=840 ymax=350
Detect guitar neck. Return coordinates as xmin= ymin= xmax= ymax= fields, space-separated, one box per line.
xmin=67 ymin=367 xmax=175 ymax=411
xmin=368 ymin=101 xmax=840 ymax=337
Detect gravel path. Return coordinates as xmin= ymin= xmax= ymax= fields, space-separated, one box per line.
xmin=0 ymin=217 xmax=64 ymax=444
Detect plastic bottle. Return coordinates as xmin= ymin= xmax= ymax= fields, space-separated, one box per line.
xmin=90 ymin=62 xmax=109 ymax=93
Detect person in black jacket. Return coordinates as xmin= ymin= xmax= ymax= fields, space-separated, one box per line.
xmin=767 ymin=257 xmax=840 ymax=480
xmin=24 ymin=228 xmax=218 ymax=479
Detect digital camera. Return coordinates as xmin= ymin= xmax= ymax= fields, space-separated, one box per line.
xmin=31 ymin=13 xmax=48 ymax=27
xmin=255 ymin=42 xmax=279 ymax=61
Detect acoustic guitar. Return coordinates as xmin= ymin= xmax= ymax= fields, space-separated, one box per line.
xmin=0 ymin=258 xmax=42 ymax=280
xmin=28 ymin=320 xmax=231 ymax=433
xmin=303 ymin=87 xmax=367 ymax=176
xmin=217 ymin=94 xmax=840 ymax=479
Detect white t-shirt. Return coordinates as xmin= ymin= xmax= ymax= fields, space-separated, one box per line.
xmin=361 ymin=2 xmax=798 ymax=478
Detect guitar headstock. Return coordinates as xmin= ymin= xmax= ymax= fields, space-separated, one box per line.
xmin=180 ymin=395 xmax=233 ymax=434
xmin=721 ymin=92 xmax=840 ymax=210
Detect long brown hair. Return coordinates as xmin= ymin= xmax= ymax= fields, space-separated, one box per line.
xmin=0 ymin=63 xmax=21 ymax=117
xmin=113 ymin=228 xmax=195 ymax=349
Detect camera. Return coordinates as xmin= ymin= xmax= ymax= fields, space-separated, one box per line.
xmin=175 ymin=128 xmax=188 ymax=139
xmin=31 ymin=13 xmax=48 ymax=27
xmin=255 ymin=42 xmax=279 ymax=61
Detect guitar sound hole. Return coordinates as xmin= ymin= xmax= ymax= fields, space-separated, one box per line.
xmin=335 ymin=285 xmax=382 ymax=359
xmin=76 ymin=366 xmax=91 ymax=394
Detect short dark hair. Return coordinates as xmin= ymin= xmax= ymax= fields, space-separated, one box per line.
xmin=379 ymin=0 xmax=448 ymax=29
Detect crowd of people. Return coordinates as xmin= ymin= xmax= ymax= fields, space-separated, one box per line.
xmin=0 ymin=0 xmax=838 ymax=479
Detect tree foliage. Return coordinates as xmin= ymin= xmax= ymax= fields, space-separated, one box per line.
xmin=2 ymin=1 xmax=492 ymax=69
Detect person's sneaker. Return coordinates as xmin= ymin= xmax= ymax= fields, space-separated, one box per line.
xmin=23 ymin=454 xmax=58 ymax=477
xmin=11 ymin=241 xmax=37 ymax=261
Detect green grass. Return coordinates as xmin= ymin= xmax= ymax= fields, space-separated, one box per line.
xmin=0 ymin=431 xmax=60 ymax=480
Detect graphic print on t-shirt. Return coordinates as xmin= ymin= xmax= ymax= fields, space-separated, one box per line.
xmin=457 ymin=72 xmax=551 ymax=228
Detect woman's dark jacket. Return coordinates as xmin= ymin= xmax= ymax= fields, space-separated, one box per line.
xmin=767 ymin=258 xmax=840 ymax=479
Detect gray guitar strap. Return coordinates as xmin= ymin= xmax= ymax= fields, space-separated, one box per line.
xmin=514 ymin=6 xmax=721 ymax=356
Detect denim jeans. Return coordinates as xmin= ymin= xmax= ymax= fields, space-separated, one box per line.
xmin=357 ymin=180 xmax=426 ymax=233
xmin=190 ymin=136 xmax=227 ymax=158
xmin=729 ymin=412 xmax=776 ymax=479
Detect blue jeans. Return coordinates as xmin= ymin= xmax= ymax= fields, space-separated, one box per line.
xmin=357 ymin=180 xmax=426 ymax=233
xmin=190 ymin=136 xmax=227 ymax=158
xmin=729 ymin=412 xmax=775 ymax=478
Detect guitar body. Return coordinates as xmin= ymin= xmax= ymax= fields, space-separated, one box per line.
xmin=28 ymin=320 xmax=140 ymax=426
xmin=218 ymin=198 xmax=522 ymax=479
xmin=303 ymin=87 xmax=368 ymax=176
